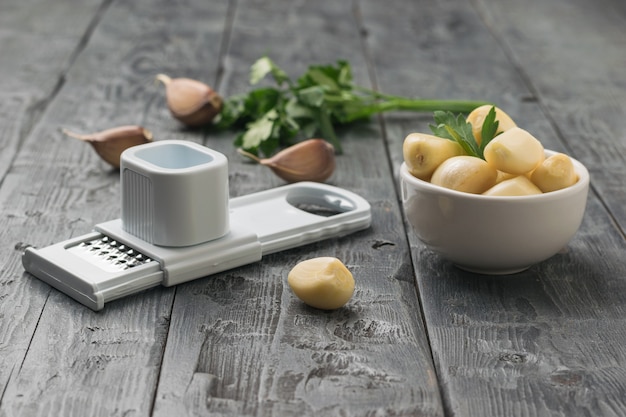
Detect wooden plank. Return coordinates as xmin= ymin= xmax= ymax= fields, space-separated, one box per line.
xmin=364 ymin=0 xmax=626 ymax=415
xmin=152 ymin=0 xmax=443 ymax=416
xmin=0 ymin=0 xmax=106 ymax=178
xmin=0 ymin=94 xmax=29 ymax=179
xmin=0 ymin=0 xmax=105 ymax=96
xmin=0 ymin=0 xmax=107 ymax=406
xmin=2 ymin=0 xmax=621 ymax=415
xmin=0 ymin=0 xmax=230 ymax=415
xmin=411 ymin=201 xmax=626 ymax=417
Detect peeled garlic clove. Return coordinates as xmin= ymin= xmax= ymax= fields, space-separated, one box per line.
xmin=288 ymin=257 xmax=355 ymax=310
xmin=63 ymin=125 xmax=153 ymax=168
xmin=530 ymin=153 xmax=578 ymax=192
xmin=238 ymin=139 xmax=336 ymax=183
xmin=483 ymin=175 xmax=543 ymax=196
xmin=403 ymin=132 xmax=465 ymax=181
xmin=466 ymin=105 xmax=517 ymax=146
xmin=483 ymin=127 xmax=545 ymax=175
xmin=431 ymin=155 xmax=497 ymax=194
xmin=156 ymin=74 xmax=223 ymax=127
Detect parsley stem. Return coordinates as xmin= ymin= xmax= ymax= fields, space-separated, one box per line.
xmin=343 ymin=97 xmax=491 ymax=122
xmin=316 ymin=104 xmax=343 ymax=154
xmin=346 ymin=86 xmax=491 ymax=121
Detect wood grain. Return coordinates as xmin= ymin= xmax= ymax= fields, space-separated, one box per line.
xmin=473 ymin=0 xmax=626 ymax=230
xmin=366 ymin=0 xmax=626 ymax=415
xmin=0 ymin=0 xmax=228 ymax=415
xmin=152 ymin=1 xmax=443 ymax=416
xmin=0 ymin=0 xmax=106 ymax=177
xmin=0 ymin=0 xmax=106 ymax=409
xmin=1 ymin=0 xmax=625 ymax=415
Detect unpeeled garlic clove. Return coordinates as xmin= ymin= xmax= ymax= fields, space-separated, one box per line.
xmin=62 ymin=125 xmax=153 ymax=168
xmin=238 ymin=139 xmax=336 ymax=183
xmin=156 ymin=74 xmax=223 ymax=127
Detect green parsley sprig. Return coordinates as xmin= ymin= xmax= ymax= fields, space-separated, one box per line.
xmin=429 ymin=106 xmax=499 ymax=159
xmin=215 ymin=56 xmax=491 ymax=156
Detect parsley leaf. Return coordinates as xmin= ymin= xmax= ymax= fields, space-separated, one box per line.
xmin=238 ymin=109 xmax=277 ymax=150
xmin=429 ymin=106 xmax=500 ymax=159
xmin=430 ymin=111 xmax=481 ymax=157
xmin=216 ymin=56 xmax=491 ymax=156
xmin=479 ymin=105 xmax=499 ymax=154
xmin=250 ymin=56 xmax=290 ymax=86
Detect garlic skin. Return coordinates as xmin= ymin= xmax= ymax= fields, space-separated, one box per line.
xmin=63 ymin=125 xmax=153 ymax=168
xmin=156 ymin=74 xmax=223 ymax=127
xmin=238 ymin=139 xmax=336 ymax=183
xmin=288 ymin=257 xmax=355 ymax=310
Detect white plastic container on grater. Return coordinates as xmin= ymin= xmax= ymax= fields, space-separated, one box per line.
xmin=22 ymin=140 xmax=372 ymax=310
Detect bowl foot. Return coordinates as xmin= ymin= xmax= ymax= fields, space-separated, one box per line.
xmin=454 ymin=264 xmax=531 ymax=275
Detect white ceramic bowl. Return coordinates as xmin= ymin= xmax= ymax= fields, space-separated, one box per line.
xmin=400 ymin=150 xmax=590 ymax=274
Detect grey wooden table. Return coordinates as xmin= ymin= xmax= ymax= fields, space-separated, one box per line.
xmin=1 ymin=0 xmax=626 ymax=416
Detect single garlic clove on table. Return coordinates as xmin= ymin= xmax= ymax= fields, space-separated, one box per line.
xmin=156 ymin=74 xmax=223 ymax=127
xmin=288 ymin=257 xmax=355 ymax=310
xmin=62 ymin=125 xmax=153 ymax=168
xmin=238 ymin=139 xmax=336 ymax=183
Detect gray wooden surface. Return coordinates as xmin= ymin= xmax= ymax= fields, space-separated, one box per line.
xmin=1 ymin=0 xmax=625 ymax=416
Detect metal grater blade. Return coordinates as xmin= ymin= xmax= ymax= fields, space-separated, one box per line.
xmin=67 ymin=235 xmax=155 ymax=273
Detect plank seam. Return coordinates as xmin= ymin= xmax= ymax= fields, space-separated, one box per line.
xmin=148 ymin=287 xmax=177 ymax=416
xmin=353 ymin=0 xmax=448 ymax=414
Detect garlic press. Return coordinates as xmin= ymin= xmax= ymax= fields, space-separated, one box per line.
xmin=22 ymin=140 xmax=371 ymax=310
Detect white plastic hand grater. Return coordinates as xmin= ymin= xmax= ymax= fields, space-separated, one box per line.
xmin=22 ymin=140 xmax=371 ymax=311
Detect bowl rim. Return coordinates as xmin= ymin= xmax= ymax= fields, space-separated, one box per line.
xmin=400 ymin=149 xmax=590 ymax=201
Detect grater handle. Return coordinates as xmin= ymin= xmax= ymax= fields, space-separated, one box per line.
xmin=22 ymin=182 xmax=371 ymax=310
xmin=228 ymin=182 xmax=372 ymax=255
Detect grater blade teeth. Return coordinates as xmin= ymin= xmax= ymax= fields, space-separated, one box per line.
xmin=71 ymin=235 xmax=154 ymax=272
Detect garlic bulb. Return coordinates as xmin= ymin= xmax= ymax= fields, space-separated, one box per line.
xmin=237 ymin=139 xmax=336 ymax=183
xmin=63 ymin=125 xmax=153 ymax=168
xmin=156 ymin=74 xmax=222 ymax=127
